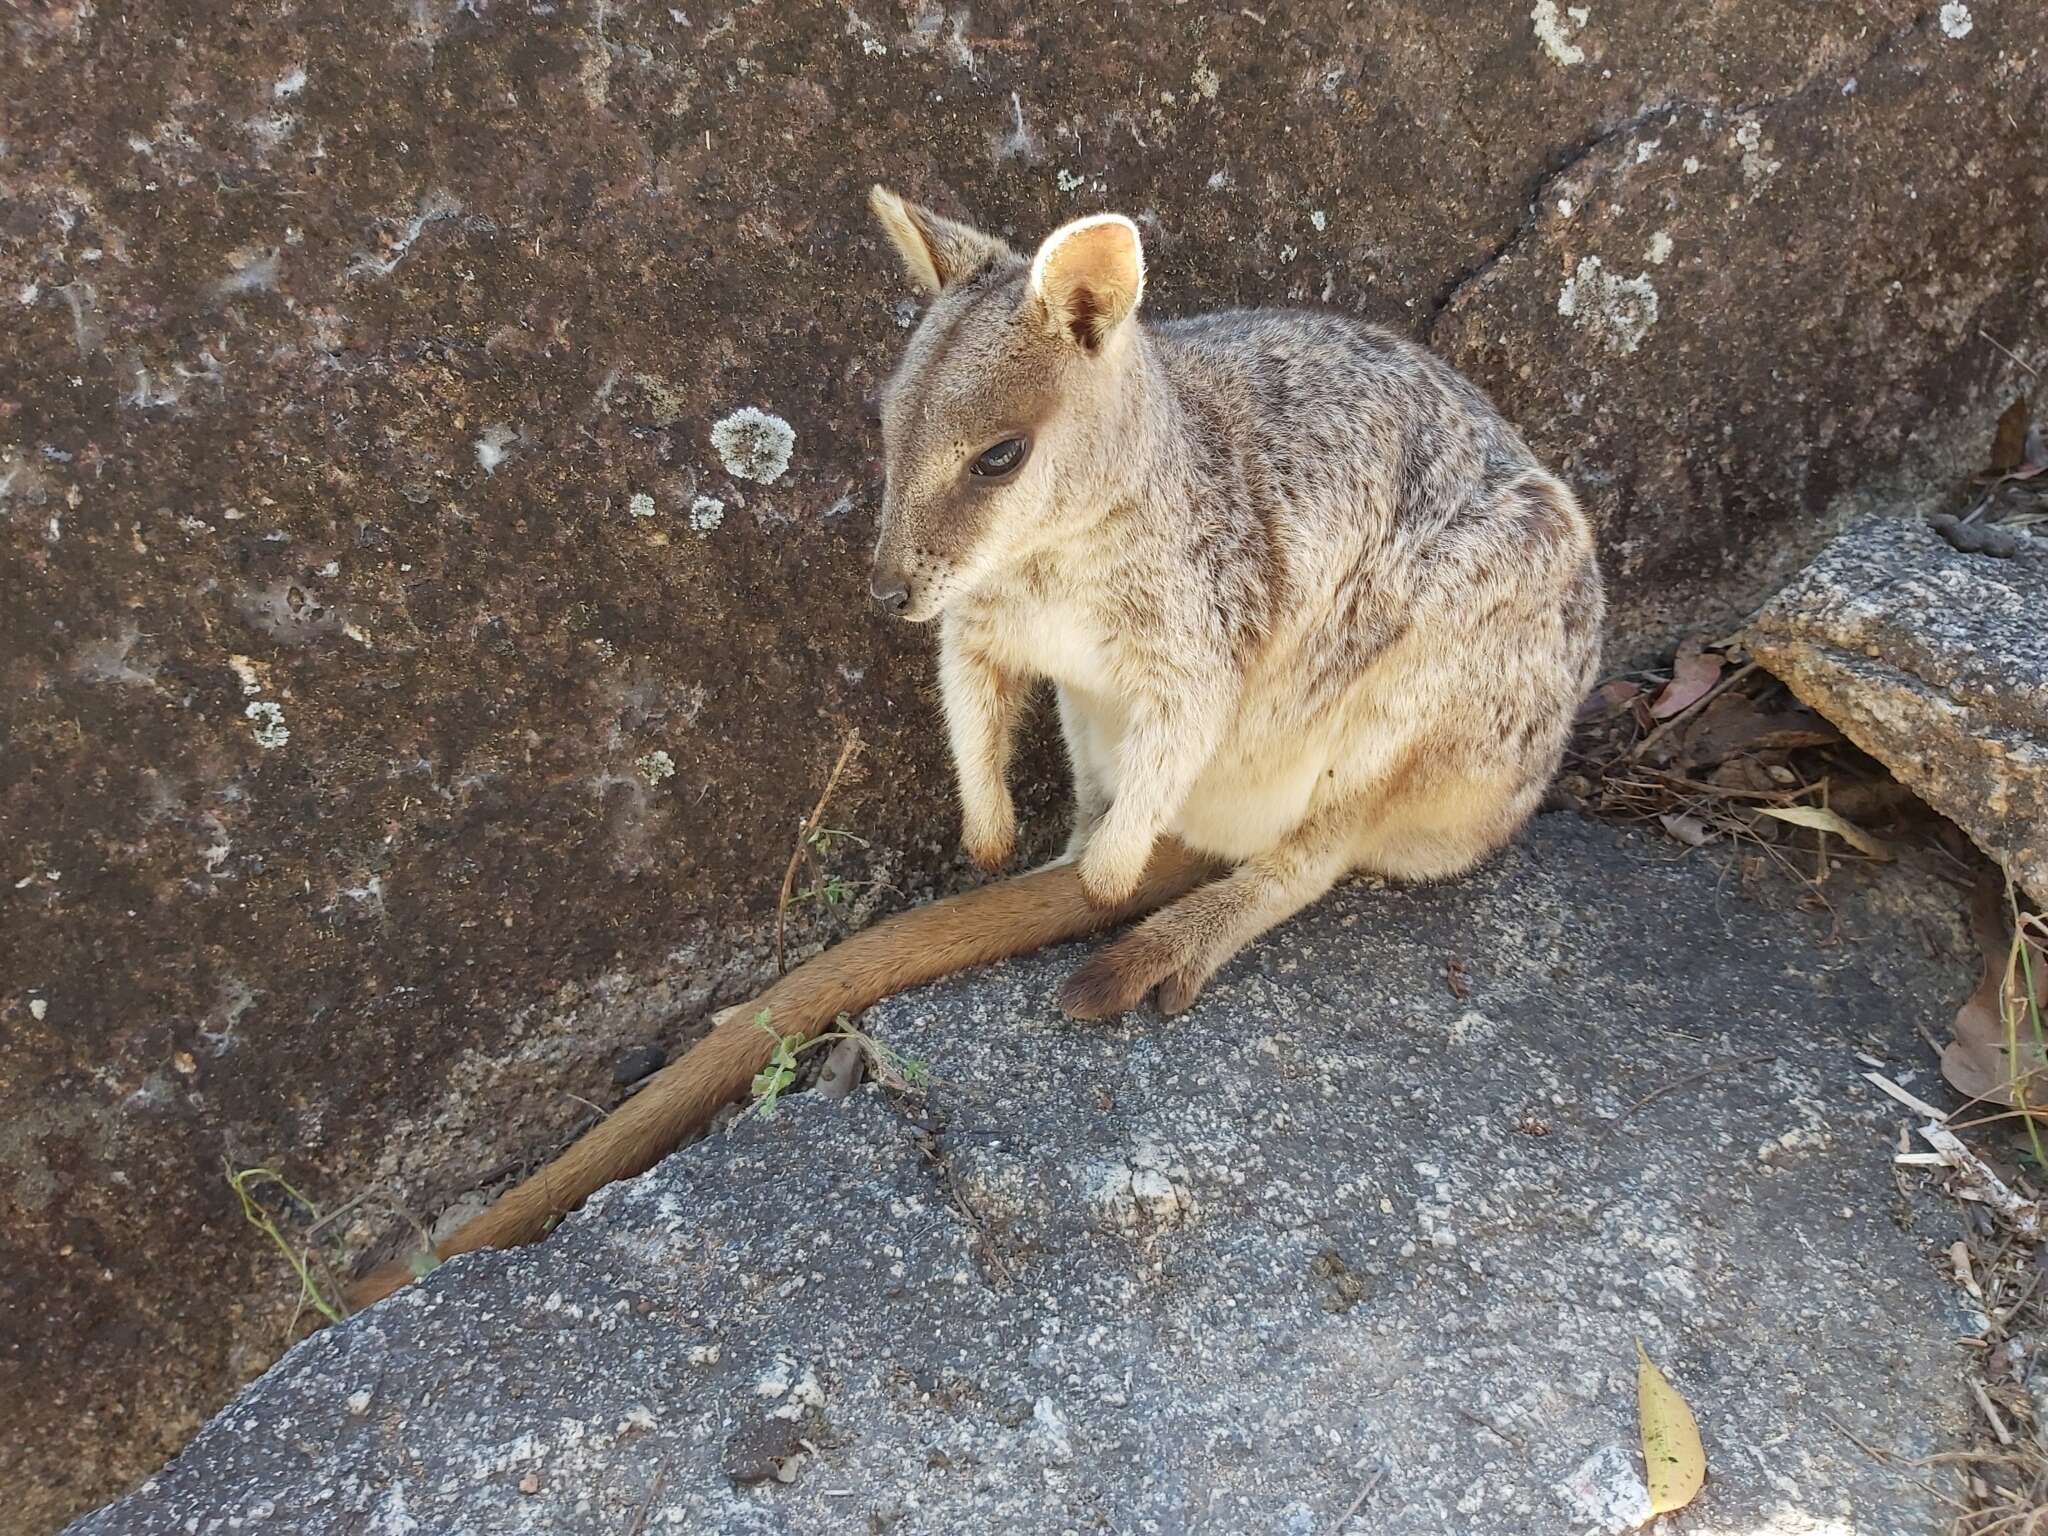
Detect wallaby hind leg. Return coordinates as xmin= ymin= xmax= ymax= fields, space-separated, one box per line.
xmin=1060 ymin=814 xmax=1358 ymax=1020
xmin=346 ymin=838 xmax=1219 ymax=1311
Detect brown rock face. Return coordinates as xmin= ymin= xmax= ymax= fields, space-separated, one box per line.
xmin=1751 ymin=516 xmax=2048 ymax=905
xmin=0 ymin=2 xmax=2040 ymax=1529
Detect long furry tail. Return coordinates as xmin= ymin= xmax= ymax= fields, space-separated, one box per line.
xmin=344 ymin=840 xmax=1215 ymax=1309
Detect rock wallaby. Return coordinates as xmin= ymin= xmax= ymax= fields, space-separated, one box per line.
xmin=346 ymin=188 xmax=1603 ymax=1309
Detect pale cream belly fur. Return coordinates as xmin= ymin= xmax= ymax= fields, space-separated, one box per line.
xmin=1060 ymin=684 xmax=1346 ymax=866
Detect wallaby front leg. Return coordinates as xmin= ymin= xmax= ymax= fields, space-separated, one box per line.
xmin=1078 ymin=694 xmax=1224 ymax=906
xmin=939 ymin=617 xmax=1026 ymax=869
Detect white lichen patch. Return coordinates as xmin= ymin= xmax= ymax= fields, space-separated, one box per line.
xmin=228 ymin=655 xmax=266 ymax=695
xmin=688 ymin=495 xmax=726 ymax=533
xmin=710 ymin=406 xmax=794 ymax=483
xmin=1646 ymin=230 xmax=1673 ymax=265
xmin=1557 ymin=256 xmax=1659 ymax=355
xmin=245 ymin=700 xmax=289 ymax=750
xmin=1190 ymin=59 xmax=1220 ymax=99
xmin=1309 ymin=209 xmax=1327 ymax=232
xmin=475 ymin=423 xmax=518 ymax=474
xmin=626 ymin=491 xmax=656 ymax=518
xmin=1732 ymin=118 xmax=1782 ymax=183
xmin=1939 ymin=2 xmax=1972 ymax=39
xmin=1559 ymin=1444 xmax=1652 ymax=1533
xmin=274 ymin=66 xmax=308 ymax=98
xmin=1531 ymin=0 xmax=1587 ymax=66
xmin=636 ymin=749 xmax=675 ymax=785
xmin=29 ymin=998 xmax=47 ymax=1022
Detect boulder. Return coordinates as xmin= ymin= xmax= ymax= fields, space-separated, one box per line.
xmin=5 ymin=0 xmax=2040 ymax=1523
xmin=67 ymin=816 xmax=1975 ymax=1535
xmin=1750 ymin=515 xmax=2048 ymax=905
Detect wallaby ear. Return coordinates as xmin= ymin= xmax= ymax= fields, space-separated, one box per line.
xmin=868 ymin=185 xmax=1013 ymax=295
xmin=1028 ymin=213 xmax=1145 ymax=351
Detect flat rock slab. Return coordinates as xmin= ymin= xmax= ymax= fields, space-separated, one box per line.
xmin=1751 ymin=515 xmax=2048 ymax=905
xmin=70 ymin=816 xmax=1973 ymax=1535
xmin=10 ymin=7 xmax=2048 ymax=1519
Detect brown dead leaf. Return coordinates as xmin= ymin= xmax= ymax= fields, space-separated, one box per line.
xmin=1826 ymin=778 xmax=1915 ymax=825
xmin=1576 ymin=679 xmax=1643 ymax=723
xmin=1649 ymin=640 xmax=1724 ymax=720
xmin=1940 ymin=885 xmax=2048 ymax=1109
xmin=1991 ymin=395 xmax=2032 ymax=475
xmin=1671 ymin=692 xmax=1841 ymax=772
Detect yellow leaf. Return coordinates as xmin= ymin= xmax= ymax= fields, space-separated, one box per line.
xmin=1756 ymin=804 xmax=1892 ymax=860
xmin=1636 ymin=1341 xmax=1706 ymax=1515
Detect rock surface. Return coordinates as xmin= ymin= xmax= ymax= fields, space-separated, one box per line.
xmin=1751 ymin=515 xmax=2048 ymax=905
xmin=6 ymin=0 xmax=2041 ymax=1525
xmin=68 ymin=816 xmax=1976 ymax=1535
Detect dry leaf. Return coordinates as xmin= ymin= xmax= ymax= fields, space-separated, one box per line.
xmin=1636 ymin=1342 xmax=1706 ymax=1515
xmin=1672 ymin=692 xmax=1839 ymax=772
xmin=1991 ymin=395 xmax=2032 ymax=475
xmin=1941 ymin=886 xmax=2048 ymax=1108
xmin=1577 ymin=679 xmax=1643 ymax=723
xmin=1649 ymin=641 xmax=1724 ymax=720
xmin=814 ymin=1035 xmax=866 ymax=1102
xmin=1755 ymin=805 xmax=1891 ymax=860
xmin=1658 ymin=812 xmax=1713 ymax=848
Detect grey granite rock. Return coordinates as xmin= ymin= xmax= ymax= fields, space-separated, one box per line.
xmin=68 ymin=816 xmax=1976 ymax=1535
xmin=8 ymin=1 xmax=2046 ymax=1519
xmin=1751 ymin=515 xmax=2048 ymax=905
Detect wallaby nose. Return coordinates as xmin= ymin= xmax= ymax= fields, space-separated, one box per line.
xmin=869 ymin=574 xmax=911 ymax=614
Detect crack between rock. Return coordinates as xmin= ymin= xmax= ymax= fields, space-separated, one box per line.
xmin=902 ymin=1111 xmax=1018 ymax=1291
xmin=1421 ymin=7 xmax=1936 ymax=346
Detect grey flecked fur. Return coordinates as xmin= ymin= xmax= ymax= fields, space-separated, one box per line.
xmin=867 ymin=190 xmax=1604 ymax=1017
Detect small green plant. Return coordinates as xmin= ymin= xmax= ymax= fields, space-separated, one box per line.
xmin=227 ymin=1165 xmax=347 ymax=1327
xmin=743 ymin=1009 xmax=929 ymax=1122
xmin=806 ymin=825 xmax=871 ymax=853
xmin=796 ymin=874 xmax=865 ymax=911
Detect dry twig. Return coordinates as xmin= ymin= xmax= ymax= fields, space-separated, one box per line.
xmin=775 ymin=730 xmax=864 ymax=975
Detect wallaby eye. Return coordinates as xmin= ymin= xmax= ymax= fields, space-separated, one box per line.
xmin=970 ymin=437 xmax=1028 ymax=478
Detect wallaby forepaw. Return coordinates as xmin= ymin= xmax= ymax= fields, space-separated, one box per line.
xmin=1077 ymin=847 xmax=1145 ymax=910
xmin=962 ymin=801 xmax=1018 ymax=871
xmin=963 ymin=825 xmax=1016 ymax=871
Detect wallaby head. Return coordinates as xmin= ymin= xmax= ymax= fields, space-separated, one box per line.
xmin=866 ymin=186 xmax=1147 ymax=622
